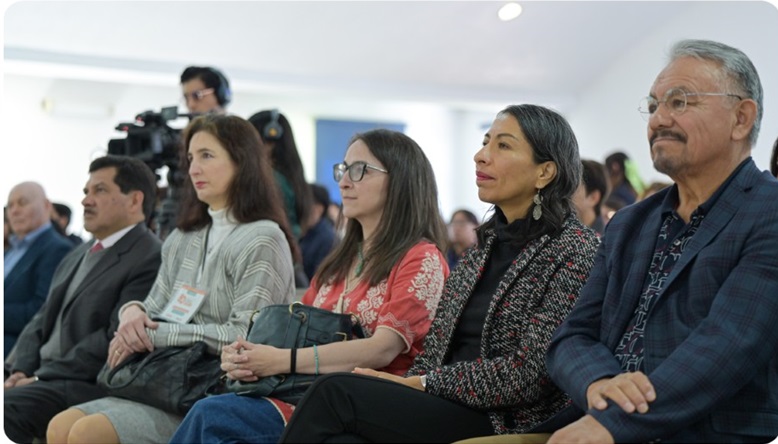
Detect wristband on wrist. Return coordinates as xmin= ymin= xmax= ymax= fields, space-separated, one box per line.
xmin=290 ymin=347 xmax=297 ymax=374
xmin=313 ymin=344 xmax=319 ymax=375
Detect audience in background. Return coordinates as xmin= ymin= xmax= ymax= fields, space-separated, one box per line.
xmin=601 ymin=195 xmax=627 ymax=227
xmin=170 ymin=128 xmax=450 ymax=444
xmin=446 ymin=209 xmax=479 ymax=269
xmin=248 ymin=109 xmax=313 ymax=240
xmin=638 ymin=181 xmax=673 ymax=201
xmin=249 ymin=109 xmax=313 ymax=288
xmin=299 ymin=183 xmax=338 ymax=281
xmin=180 ymin=66 xmax=231 ymax=115
xmin=279 ymin=104 xmax=600 ymax=443
xmin=4 ymin=156 xmax=162 ymax=443
xmin=573 ymin=159 xmax=610 ymax=235
xmin=546 ymin=38 xmax=777 ymax=444
xmin=604 ymin=151 xmax=641 ymax=205
xmin=4 ymin=182 xmax=73 ymax=357
xmin=51 ymin=202 xmax=84 ymax=245
xmin=327 ymin=201 xmax=347 ymax=240
xmin=47 ymin=115 xmax=297 ymax=444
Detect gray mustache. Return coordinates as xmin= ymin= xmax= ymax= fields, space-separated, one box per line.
xmin=651 ymin=130 xmax=687 ymax=145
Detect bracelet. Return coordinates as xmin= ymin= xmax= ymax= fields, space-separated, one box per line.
xmin=290 ymin=347 xmax=297 ymax=374
xmin=313 ymin=344 xmax=319 ymax=376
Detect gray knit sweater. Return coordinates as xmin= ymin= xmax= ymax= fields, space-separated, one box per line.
xmin=130 ymin=216 xmax=295 ymax=354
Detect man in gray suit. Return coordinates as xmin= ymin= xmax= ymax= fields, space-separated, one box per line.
xmin=4 ymin=155 xmax=163 ymax=443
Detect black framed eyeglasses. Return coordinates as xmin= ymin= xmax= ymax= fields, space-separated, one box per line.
xmin=333 ymin=161 xmax=388 ymax=182
xmin=182 ymin=88 xmax=215 ymax=102
xmin=638 ymin=88 xmax=743 ymax=121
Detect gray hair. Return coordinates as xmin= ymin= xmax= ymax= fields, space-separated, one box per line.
xmin=669 ymin=39 xmax=763 ymax=146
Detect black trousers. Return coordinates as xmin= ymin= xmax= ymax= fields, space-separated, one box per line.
xmin=280 ymin=373 xmax=494 ymax=443
xmin=4 ymin=379 xmax=106 ymax=443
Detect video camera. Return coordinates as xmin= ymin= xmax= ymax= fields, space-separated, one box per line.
xmin=108 ymin=106 xmax=182 ymax=171
xmin=108 ymin=106 xmax=188 ymax=239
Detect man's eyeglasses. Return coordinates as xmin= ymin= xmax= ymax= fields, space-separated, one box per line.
xmin=638 ymin=88 xmax=742 ymax=121
xmin=182 ymin=88 xmax=215 ymax=103
xmin=333 ymin=161 xmax=388 ymax=182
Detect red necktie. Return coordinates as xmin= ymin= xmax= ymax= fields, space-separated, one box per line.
xmin=89 ymin=242 xmax=104 ymax=254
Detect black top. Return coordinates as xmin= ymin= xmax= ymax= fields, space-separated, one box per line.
xmin=445 ymin=214 xmax=529 ymax=364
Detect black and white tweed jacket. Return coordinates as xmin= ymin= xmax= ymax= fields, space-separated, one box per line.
xmin=406 ymin=215 xmax=599 ymax=434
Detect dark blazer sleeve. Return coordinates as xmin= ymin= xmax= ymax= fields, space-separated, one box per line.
xmin=548 ymin=166 xmax=778 ymax=442
xmin=35 ymin=229 xmax=162 ymax=381
xmin=4 ymin=229 xmax=73 ymax=337
xmin=9 ymin=224 xmax=161 ymax=382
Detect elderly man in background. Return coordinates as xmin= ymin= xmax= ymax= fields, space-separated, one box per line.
xmin=4 ymin=181 xmax=73 ymax=357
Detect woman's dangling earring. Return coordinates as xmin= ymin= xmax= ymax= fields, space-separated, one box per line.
xmin=532 ymin=190 xmax=543 ymax=220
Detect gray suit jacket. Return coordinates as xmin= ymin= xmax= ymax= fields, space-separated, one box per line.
xmin=10 ymin=223 xmax=162 ymax=382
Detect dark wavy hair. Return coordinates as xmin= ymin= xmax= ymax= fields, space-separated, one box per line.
xmin=478 ymin=104 xmax=581 ymax=246
xmin=176 ymin=114 xmax=300 ymax=262
xmin=313 ymin=129 xmax=448 ymax=288
xmin=248 ymin=110 xmax=313 ymax=234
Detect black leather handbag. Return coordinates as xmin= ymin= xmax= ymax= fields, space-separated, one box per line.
xmin=226 ymin=301 xmax=364 ymax=404
xmin=96 ymin=341 xmax=222 ymax=415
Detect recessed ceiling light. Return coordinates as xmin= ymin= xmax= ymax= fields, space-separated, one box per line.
xmin=498 ymin=2 xmax=523 ymax=21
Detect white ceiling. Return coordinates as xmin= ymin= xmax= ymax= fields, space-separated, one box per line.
xmin=3 ymin=0 xmax=701 ymax=112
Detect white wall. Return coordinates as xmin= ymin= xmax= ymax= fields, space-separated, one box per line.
xmin=0 ymin=75 xmax=494 ymax=236
xmin=3 ymin=1 xmax=776 ymax=237
xmin=569 ymin=1 xmax=778 ymax=185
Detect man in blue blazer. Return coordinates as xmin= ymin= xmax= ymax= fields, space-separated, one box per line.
xmin=547 ymin=40 xmax=778 ymax=443
xmin=4 ymin=156 xmax=162 ymax=443
xmin=4 ymin=182 xmax=73 ymax=357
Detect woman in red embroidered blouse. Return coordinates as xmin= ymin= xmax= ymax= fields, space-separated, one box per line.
xmin=169 ymin=128 xmax=450 ymax=444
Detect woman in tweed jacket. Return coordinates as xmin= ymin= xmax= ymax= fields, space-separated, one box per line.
xmin=280 ymin=104 xmax=600 ymax=443
xmin=48 ymin=115 xmax=298 ymax=444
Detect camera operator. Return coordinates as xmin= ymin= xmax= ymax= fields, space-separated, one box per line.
xmin=180 ymin=66 xmax=231 ymax=115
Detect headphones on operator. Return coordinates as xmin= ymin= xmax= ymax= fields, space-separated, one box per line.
xmin=262 ymin=109 xmax=284 ymax=141
xmin=206 ymin=67 xmax=232 ymax=107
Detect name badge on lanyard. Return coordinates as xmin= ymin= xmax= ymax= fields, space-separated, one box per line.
xmin=157 ymin=284 xmax=207 ymax=324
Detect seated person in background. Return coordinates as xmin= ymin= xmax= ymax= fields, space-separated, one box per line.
xmin=546 ymin=39 xmax=778 ymax=444
xmin=299 ymin=183 xmax=338 ymax=281
xmin=279 ymin=104 xmax=600 ymax=443
xmin=4 ymin=155 xmax=162 ymax=443
xmin=4 ymin=181 xmax=73 ymax=357
xmin=604 ymin=151 xmax=642 ymax=205
xmin=249 ymin=109 xmax=313 ymax=288
xmin=180 ymin=65 xmax=231 ymax=115
xmin=47 ymin=114 xmax=298 ymax=444
xmin=600 ymin=195 xmax=627 ymax=227
xmin=170 ymin=128 xmax=450 ymax=444
xmin=51 ymin=202 xmax=84 ymax=245
xmin=572 ymin=159 xmax=610 ymax=235
xmin=248 ymin=109 xmax=313 ymax=240
xmin=638 ymin=180 xmax=672 ymax=201
xmin=446 ymin=208 xmax=478 ymax=269
xmin=327 ymin=201 xmax=347 ymax=240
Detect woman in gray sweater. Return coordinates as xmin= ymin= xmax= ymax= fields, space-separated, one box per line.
xmin=47 ymin=115 xmax=298 ymax=444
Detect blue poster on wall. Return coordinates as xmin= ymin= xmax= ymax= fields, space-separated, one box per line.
xmin=315 ymin=119 xmax=405 ymax=205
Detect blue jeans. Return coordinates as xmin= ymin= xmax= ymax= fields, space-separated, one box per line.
xmin=170 ymin=393 xmax=285 ymax=444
